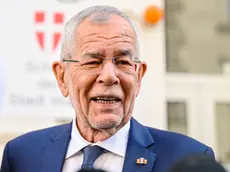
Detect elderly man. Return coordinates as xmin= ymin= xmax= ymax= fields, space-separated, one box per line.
xmin=1 ymin=5 xmax=214 ymax=172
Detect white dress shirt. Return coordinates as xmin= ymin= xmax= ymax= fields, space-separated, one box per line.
xmin=62 ymin=119 xmax=130 ymax=172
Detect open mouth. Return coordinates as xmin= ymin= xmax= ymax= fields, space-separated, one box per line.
xmin=91 ymin=96 xmax=121 ymax=104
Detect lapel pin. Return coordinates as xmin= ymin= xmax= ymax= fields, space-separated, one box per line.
xmin=136 ymin=157 xmax=148 ymax=165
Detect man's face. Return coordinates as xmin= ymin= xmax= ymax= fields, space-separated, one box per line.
xmin=53 ymin=15 xmax=146 ymax=130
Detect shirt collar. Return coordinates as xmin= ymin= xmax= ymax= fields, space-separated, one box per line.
xmin=65 ymin=119 xmax=130 ymax=159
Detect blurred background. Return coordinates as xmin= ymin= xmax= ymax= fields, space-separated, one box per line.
xmin=0 ymin=0 xmax=230 ymax=171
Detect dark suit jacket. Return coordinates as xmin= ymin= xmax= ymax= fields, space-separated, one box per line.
xmin=1 ymin=118 xmax=214 ymax=172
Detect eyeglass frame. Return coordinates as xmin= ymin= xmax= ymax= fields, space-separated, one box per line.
xmin=62 ymin=56 xmax=142 ymax=73
xmin=62 ymin=56 xmax=141 ymax=63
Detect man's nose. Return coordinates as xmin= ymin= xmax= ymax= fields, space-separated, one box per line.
xmin=96 ymin=61 xmax=119 ymax=85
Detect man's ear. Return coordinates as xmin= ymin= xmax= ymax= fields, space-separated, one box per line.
xmin=136 ymin=62 xmax=147 ymax=97
xmin=52 ymin=61 xmax=69 ymax=97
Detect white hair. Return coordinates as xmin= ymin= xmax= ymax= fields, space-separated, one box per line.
xmin=61 ymin=5 xmax=140 ymax=60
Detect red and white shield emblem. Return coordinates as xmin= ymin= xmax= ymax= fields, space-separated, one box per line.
xmin=34 ymin=11 xmax=64 ymax=51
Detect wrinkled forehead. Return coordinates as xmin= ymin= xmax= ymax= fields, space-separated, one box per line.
xmin=74 ymin=15 xmax=137 ymax=54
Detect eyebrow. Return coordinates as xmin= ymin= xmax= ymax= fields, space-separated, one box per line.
xmin=82 ymin=49 xmax=134 ymax=59
xmin=82 ymin=52 xmax=105 ymax=58
xmin=114 ymin=49 xmax=133 ymax=58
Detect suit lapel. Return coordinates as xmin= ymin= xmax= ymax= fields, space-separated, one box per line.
xmin=39 ymin=119 xmax=156 ymax=172
xmin=40 ymin=122 xmax=72 ymax=172
xmin=122 ymin=118 xmax=156 ymax=172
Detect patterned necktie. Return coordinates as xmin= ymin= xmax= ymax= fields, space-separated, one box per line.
xmin=81 ymin=145 xmax=105 ymax=170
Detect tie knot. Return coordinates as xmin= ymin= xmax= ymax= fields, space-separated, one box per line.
xmin=81 ymin=145 xmax=105 ymax=170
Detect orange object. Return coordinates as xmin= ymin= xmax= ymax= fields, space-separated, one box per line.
xmin=144 ymin=5 xmax=163 ymax=25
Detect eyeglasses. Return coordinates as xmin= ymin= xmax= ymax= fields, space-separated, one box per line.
xmin=62 ymin=56 xmax=141 ymax=75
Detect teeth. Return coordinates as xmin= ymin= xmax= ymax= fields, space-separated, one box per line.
xmin=95 ymin=97 xmax=118 ymax=101
xmin=92 ymin=97 xmax=120 ymax=102
xmin=96 ymin=100 xmax=118 ymax=104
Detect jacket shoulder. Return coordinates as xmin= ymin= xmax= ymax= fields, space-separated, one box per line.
xmin=146 ymin=126 xmax=213 ymax=154
xmin=6 ymin=122 xmax=71 ymax=148
xmin=1 ymin=123 xmax=72 ymax=171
